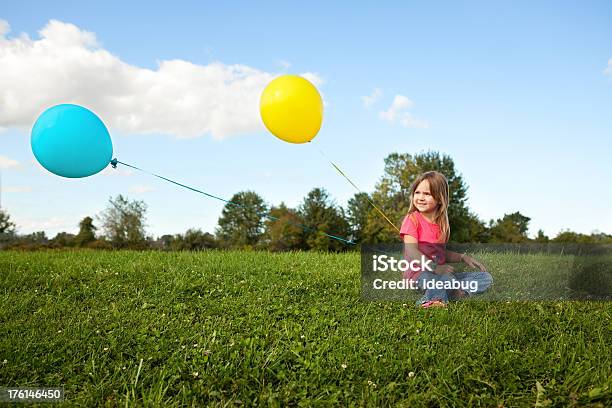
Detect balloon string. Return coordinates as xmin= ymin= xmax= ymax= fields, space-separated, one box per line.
xmin=109 ymin=159 xmax=355 ymax=246
xmin=310 ymin=145 xmax=401 ymax=234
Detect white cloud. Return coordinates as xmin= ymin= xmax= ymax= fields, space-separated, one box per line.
xmin=0 ymin=20 xmax=9 ymax=35
xmin=16 ymin=216 xmax=74 ymax=234
xmin=398 ymin=115 xmax=429 ymax=129
xmin=0 ymin=19 xmax=323 ymax=140
xmin=379 ymin=94 xmax=428 ymax=129
xmin=605 ymin=58 xmax=612 ymax=76
xmin=379 ymin=95 xmax=414 ymax=121
xmin=361 ymin=88 xmax=382 ymax=108
xmin=4 ymin=185 xmax=32 ymax=193
xmin=99 ymin=166 xmax=133 ymax=177
xmin=300 ymin=72 xmax=324 ymax=88
xmin=0 ymin=155 xmax=19 ymax=169
xmin=130 ymin=185 xmax=154 ymax=194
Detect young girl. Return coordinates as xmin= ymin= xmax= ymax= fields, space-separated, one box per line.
xmin=400 ymin=171 xmax=492 ymax=308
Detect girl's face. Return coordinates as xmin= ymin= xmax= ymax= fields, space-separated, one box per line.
xmin=413 ymin=180 xmax=438 ymax=214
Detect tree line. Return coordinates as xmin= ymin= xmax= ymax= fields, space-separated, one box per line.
xmin=1 ymin=151 xmax=610 ymax=250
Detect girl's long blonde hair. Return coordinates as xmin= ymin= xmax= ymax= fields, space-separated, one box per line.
xmin=408 ymin=171 xmax=450 ymax=242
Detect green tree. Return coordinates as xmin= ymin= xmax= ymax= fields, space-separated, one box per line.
xmin=51 ymin=232 xmax=75 ymax=247
xmin=299 ymin=188 xmax=350 ymax=252
xmin=176 ymin=229 xmax=217 ymax=250
xmin=158 ymin=234 xmax=175 ymax=249
xmin=488 ymin=212 xmax=531 ymax=243
xmin=262 ymin=203 xmax=305 ymax=251
xmin=74 ymin=216 xmax=97 ymax=247
xmin=346 ymin=192 xmax=371 ymax=243
xmin=534 ymin=229 xmax=549 ymax=243
xmin=98 ymin=195 xmax=148 ymax=249
xmin=0 ymin=209 xmax=15 ymax=234
xmin=588 ymin=232 xmax=612 ymax=244
xmin=551 ymin=230 xmax=612 ymax=244
xmin=552 ymin=230 xmax=589 ymax=244
xmin=21 ymin=231 xmax=48 ymax=244
xmin=464 ymin=211 xmax=489 ymax=243
xmin=0 ymin=209 xmax=16 ymax=246
xmin=216 ymin=191 xmax=267 ymax=249
xmin=365 ymin=151 xmax=474 ymax=243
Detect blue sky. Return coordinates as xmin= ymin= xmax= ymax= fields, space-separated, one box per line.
xmin=1 ymin=1 xmax=611 ymax=239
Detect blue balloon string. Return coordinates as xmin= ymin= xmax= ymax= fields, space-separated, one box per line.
xmin=110 ymin=158 xmax=355 ymax=246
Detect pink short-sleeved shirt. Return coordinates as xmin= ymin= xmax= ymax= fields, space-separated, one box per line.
xmin=400 ymin=211 xmax=447 ymax=279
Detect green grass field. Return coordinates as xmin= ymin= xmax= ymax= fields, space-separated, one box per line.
xmin=0 ymin=250 xmax=610 ymax=406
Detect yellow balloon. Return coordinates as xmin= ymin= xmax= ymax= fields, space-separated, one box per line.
xmin=260 ymin=75 xmax=323 ymax=144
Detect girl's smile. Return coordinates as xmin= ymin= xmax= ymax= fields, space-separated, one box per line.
xmin=413 ymin=180 xmax=438 ymax=214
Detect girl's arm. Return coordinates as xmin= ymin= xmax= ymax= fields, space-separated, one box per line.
xmin=445 ymin=249 xmax=487 ymax=272
xmin=403 ymin=235 xmax=454 ymax=274
xmin=445 ymin=250 xmax=464 ymax=263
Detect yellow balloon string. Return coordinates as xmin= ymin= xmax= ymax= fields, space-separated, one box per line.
xmin=311 ymin=144 xmax=400 ymax=234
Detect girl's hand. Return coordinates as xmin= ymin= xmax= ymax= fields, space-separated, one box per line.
xmin=461 ymin=254 xmax=487 ymax=272
xmin=435 ymin=264 xmax=454 ymax=274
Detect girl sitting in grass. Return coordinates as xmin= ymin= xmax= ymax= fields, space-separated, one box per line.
xmin=401 ymin=171 xmax=492 ymax=308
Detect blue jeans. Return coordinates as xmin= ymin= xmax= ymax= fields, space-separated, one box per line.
xmin=416 ymin=271 xmax=493 ymax=305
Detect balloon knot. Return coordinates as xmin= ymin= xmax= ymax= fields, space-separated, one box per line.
xmin=110 ymin=158 xmax=118 ymax=169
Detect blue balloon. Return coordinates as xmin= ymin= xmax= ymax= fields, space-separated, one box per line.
xmin=31 ymin=104 xmax=113 ymax=178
